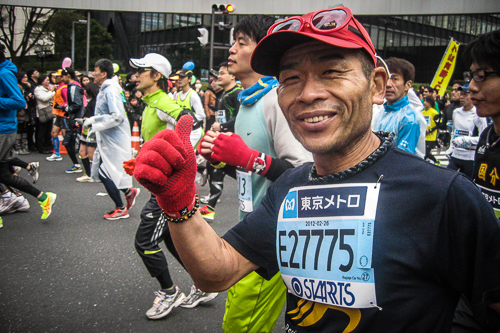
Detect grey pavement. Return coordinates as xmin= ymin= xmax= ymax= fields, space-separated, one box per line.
xmin=0 ymin=152 xmax=285 ymax=333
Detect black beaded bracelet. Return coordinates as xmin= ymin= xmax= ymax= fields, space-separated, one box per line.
xmin=164 ymin=196 xmax=200 ymax=223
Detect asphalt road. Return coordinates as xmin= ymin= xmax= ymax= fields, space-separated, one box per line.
xmin=0 ymin=152 xmax=285 ymax=333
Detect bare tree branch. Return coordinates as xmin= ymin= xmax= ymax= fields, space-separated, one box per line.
xmin=0 ymin=5 xmax=56 ymax=65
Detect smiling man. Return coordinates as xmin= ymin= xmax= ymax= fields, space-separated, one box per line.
xmin=132 ymin=8 xmax=500 ymax=333
xmin=372 ymin=57 xmax=426 ymax=157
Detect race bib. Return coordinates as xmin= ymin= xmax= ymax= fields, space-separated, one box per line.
xmin=277 ymin=183 xmax=380 ymax=309
xmin=424 ymin=115 xmax=430 ymax=126
xmin=215 ymin=110 xmax=226 ymax=124
xmin=453 ymin=129 xmax=470 ymax=140
xmin=236 ymin=169 xmax=253 ymax=212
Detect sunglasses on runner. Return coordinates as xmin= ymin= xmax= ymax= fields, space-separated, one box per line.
xmin=268 ymin=7 xmax=376 ymax=59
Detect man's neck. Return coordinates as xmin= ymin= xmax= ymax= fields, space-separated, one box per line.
xmin=181 ymin=86 xmax=191 ymax=94
xmin=313 ymin=131 xmax=381 ymax=176
xmin=463 ymin=104 xmax=474 ymax=112
xmin=492 ymin=115 xmax=500 ymax=135
xmin=223 ymin=82 xmax=237 ymax=92
xmin=386 ymin=94 xmax=407 ymax=106
xmin=238 ymin=72 xmax=265 ymax=90
xmin=142 ymin=85 xmax=160 ymax=97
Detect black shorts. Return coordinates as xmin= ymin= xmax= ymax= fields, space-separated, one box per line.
xmin=54 ymin=116 xmax=68 ymax=130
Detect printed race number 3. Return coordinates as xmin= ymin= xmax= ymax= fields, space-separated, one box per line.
xmin=237 ymin=170 xmax=253 ymax=212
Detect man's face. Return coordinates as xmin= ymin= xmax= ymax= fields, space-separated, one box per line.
xmin=277 ymin=42 xmax=381 ymax=156
xmin=432 ymin=90 xmax=438 ymax=99
xmin=460 ymin=90 xmax=472 ymax=108
xmin=54 ymin=75 xmax=62 ymax=84
xmin=423 ymin=87 xmax=430 ymax=97
xmin=177 ymin=75 xmax=190 ymax=90
xmin=136 ymin=69 xmax=156 ymax=93
xmin=32 ymin=70 xmax=39 ymax=80
xmin=385 ymin=71 xmax=411 ymax=105
xmin=130 ymin=74 xmax=138 ymax=82
xmin=451 ymin=83 xmax=461 ymax=102
xmin=217 ymin=66 xmax=233 ymax=88
xmin=468 ymin=62 xmax=500 ymax=118
xmin=61 ymin=74 xmax=70 ymax=84
xmin=228 ymin=32 xmax=257 ymax=79
xmin=92 ymin=67 xmax=107 ymax=86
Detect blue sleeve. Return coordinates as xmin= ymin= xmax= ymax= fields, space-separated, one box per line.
xmin=396 ymin=120 xmax=421 ymax=154
xmin=0 ymin=71 xmax=26 ymax=111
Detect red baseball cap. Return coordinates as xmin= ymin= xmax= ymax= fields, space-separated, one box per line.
xmin=251 ymin=6 xmax=378 ymax=78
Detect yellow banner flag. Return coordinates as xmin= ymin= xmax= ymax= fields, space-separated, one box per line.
xmin=431 ymin=38 xmax=460 ymax=96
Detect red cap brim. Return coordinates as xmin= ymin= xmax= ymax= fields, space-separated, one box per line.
xmin=251 ymin=30 xmax=376 ymax=78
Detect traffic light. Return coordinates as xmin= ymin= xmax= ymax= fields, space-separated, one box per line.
xmin=197 ymin=28 xmax=209 ymax=46
xmin=212 ymin=4 xmax=235 ymax=13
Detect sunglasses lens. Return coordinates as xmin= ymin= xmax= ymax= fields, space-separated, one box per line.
xmin=272 ymin=19 xmax=302 ymax=33
xmin=312 ymin=9 xmax=347 ymax=31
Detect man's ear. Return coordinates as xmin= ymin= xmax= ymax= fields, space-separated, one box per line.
xmin=153 ymin=71 xmax=162 ymax=82
xmin=371 ymin=67 xmax=387 ymax=105
xmin=405 ymin=80 xmax=413 ymax=92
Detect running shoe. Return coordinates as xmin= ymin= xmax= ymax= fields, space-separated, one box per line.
xmin=200 ymin=195 xmax=221 ymax=204
xmin=200 ymin=195 xmax=210 ymax=204
xmin=65 ymin=165 xmax=82 ymax=173
xmin=180 ymin=285 xmax=218 ymax=308
xmin=125 ymin=188 xmax=140 ymax=210
xmin=12 ymin=166 xmax=22 ymax=174
xmin=39 ymin=192 xmax=57 ymax=220
xmin=76 ymin=174 xmax=92 ymax=182
xmin=14 ymin=197 xmax=30 ymax=212
xmin=28 ymin=162 xmax=39 ymax=184
xmin=146 ymin=286 xmax=186 ymax=320
xmin=5 ymin=195 xmax=30 ymax=213
xmin=199 ymin=205 xmax=215 ymax=220
xmin=0 ymin=194 xmax=18 ymax=214
xmin=103 ymin=207 xmax=129 ymax=220
xmin=0 ymin=216 xmax=3 ymax=229
xmin=46 ymin=153 xmax=63 ymax=161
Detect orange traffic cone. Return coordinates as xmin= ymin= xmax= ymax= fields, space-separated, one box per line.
xmin=58 ymin=131 xmax=68 ymax=155
xmin=131 ymin=121 xmax=140 ymax=157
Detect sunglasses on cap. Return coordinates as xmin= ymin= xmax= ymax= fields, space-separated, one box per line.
xmin=463 ymin=69 xmax=499 ymax=83
xmin=269 ymin=7 xmax=376 ymax=57
xmin=137 ymin=67 xmax=152 ymax=73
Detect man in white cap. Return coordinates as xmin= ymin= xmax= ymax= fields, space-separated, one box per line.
xmin=132 ymin=6 xmax=500 ymax=332
xmin=127 ymin=53 xmax=218 ymax=320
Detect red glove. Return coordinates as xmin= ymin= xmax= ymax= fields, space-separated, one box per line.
xmin=123 ymin=158 xmax=136 ymax=176
xmin=211 ymin=134 xmax=271 ymax=175
xmin=134 ymin=116 xmax=197 ymax=213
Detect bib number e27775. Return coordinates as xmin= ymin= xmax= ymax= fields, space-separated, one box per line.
xmin=277 ymin=183 xmax=380 ymax=309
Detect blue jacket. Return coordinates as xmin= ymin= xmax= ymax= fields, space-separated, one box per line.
xmin=0 ymin=60 xmax=24 ymax=133
xmin=373 ymin=95 xmax=426 ymax=158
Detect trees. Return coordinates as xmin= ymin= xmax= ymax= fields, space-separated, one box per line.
xmin=0 ymin=6 xmax=56 ymax=67
xmin=0 ymin=6 xmax=113 ymax=72
xmin=47 ymin=11 xmax=113 ymax=71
